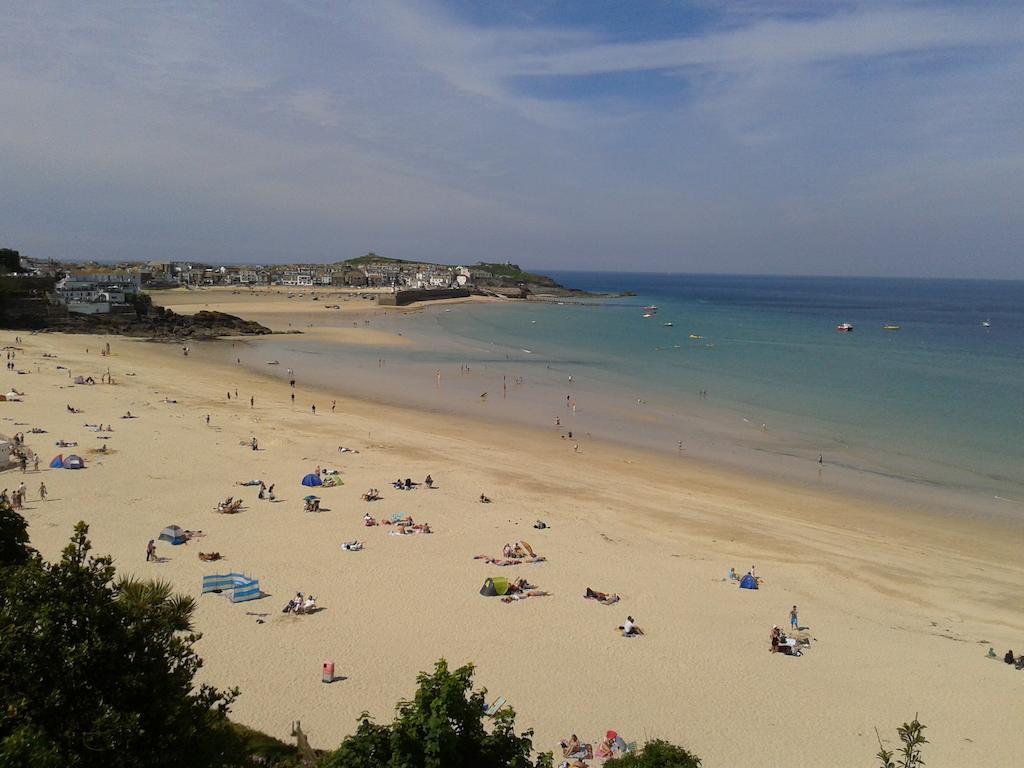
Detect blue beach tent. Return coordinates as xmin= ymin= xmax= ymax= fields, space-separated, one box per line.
xmin=158 ymin=525 xmax=187 ymax=545
xmin=301 ymin=473 xmax=323 ymax=487
xmin=49 ymin=455 xmax=63 ymax=469
xmin=63 ymin=454 xmax=85 ymax=469
xmin=739 ymin=573 xmax=758 ymax=590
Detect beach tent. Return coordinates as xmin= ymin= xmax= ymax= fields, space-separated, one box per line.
xmin=50 ymin=454 xmax=64 ymax=468
xmin=63 ymin=454 xmax=85 ymax=470
xmin=159 ymin=525 xmax=187 ymax=545
xmin=480 ymin=577 xmax=509 ymax=596
xmin=739 ymin=573 xmax=758 ymax=590
xmin=301 ymin=473 xmax=323 ymax=487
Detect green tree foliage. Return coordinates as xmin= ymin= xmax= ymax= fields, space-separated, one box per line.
xmin=0 ymin=522 xmax=245 ymax=768
xmin=604 ymin=739 xmax=702 ymax=768
xmin=876 ymin=716 xmax=928 ymax=768
xmin=125 ymin=291 xmax=153 ymax=319
xmin=0 ymin=498 xmax=32 ymax=566
xmin=323 ymin=659 xmax=552 ymax=768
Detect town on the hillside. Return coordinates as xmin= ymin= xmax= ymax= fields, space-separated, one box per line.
xmin=1 ymin=248 xmax=586 ymax=321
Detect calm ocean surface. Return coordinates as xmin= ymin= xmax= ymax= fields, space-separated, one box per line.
xmin=253 ymin=273 xmax=1024 ymax=514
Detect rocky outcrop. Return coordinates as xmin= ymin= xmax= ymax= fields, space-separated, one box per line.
xmin=49 ymin=307 xmax=271 ymax=339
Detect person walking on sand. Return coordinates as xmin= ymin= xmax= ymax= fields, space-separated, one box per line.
xmin=332 ymin=400 xmax=336 ymax=412
xmin=33 ymin=455 xmax=39 ymax=472
xmin=38 ymin=482 xmax=47 ymax=501
xmin=146 ymin=539 xmax=156 ymax=562
xmin=250 ymin=396 xmax=254 ymax=408
xmin=311 ymin=404 xmax=316 ymax=415
xmin=268 ymin=483 xmax=275 ymax=501
xmin=790 ymin=605 xmax=799 ymax=631
xmin=205 ymin=414 xmax=210 ymax=425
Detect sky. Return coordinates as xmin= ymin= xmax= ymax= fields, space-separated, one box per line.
xmin=1 ymin=1 xmax=1022 ymax=278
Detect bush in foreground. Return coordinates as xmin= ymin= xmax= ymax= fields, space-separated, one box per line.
xmin=604 ymin=738 xmax=702 ymax=767
xmin=322 ymin=659 xmax=552 ymax=768
xmin=0 ymin=522 xmax=245 ymax=767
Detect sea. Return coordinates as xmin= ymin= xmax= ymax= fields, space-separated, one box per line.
xmin=245 ymin=273 xmax=1024 ymax=520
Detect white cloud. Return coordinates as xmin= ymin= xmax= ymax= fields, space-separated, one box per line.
xmin=0 ymin=1 xmax=1022 ymax=276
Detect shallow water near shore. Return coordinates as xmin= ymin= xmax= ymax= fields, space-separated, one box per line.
xmin=238 ymin=273 xmax=1024 ymax=520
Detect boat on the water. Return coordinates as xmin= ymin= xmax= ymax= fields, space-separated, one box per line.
xmin=837 ymin=323 xmax=854 ymax=333
xmin=642 ymin=313 xmax=654 ymax=318
xmin=688 ymin=333 xmax=702 ymax=340
xmin=883 ymin=324 xmax=900 ymax=331
xmin=982 ymin=320 xmax=991 ymax=328
xmin=663 ymin=322 xmax=673 ymax=327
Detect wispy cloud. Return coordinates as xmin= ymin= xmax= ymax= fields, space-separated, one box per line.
xmin=0 ymin=1 xmax=1021 ymax=276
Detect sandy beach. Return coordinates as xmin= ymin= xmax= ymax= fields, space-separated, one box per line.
xmin=4 ymin=300 xmax=1023 ymax=766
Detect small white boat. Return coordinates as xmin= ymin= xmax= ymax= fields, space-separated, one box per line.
xmin=982 ymin=320 xmax=991 ymax=328
xmin=642 ymin=313 xmax=654 ymax=319
xmin=663 ymin=322 xmax=673 ymax=327
xmin=837 ymin=323 xmax=854 ymax=333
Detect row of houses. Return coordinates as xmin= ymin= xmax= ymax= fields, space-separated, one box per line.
xmin=34 ymin=259 xmax=482 ymax=315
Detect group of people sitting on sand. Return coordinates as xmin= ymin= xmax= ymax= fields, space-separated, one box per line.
xmin=198 ymin=552 xmax=222 ymax=562
xmin=303 ymin=497 xmax=321 ymax=513
xmin=770 ymin=625 xmax=803 ymax=656
xmin=361 ymin=488 xmax=381 ymax=501
xmin=282 ymin=592 xmax=317 ymax=615
xmin=502 ymin=542 xmax=537 ymax=559
xmin=559 ymin=730 xmax=631 ymax=765
xmin=393 ymin=478 xmax=419 ymax=490
xmin=217 ymin=497 xmax=243 ymax=514
xmin=998 ymin=648 xmax=1024 ymax=669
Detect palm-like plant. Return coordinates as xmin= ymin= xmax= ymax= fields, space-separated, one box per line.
xmin=115 ymin=576 xmax=197 ymax=633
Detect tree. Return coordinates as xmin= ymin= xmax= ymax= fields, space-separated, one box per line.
xmin=0 ymin=522 xmax=245 ymax=768
xmin=876 ymin=716 xmax=928 ymax=768
xmin=604 ymin=739 xmax=702 ymax=768
xmin=323 ymin=659 xmax=552 ymax=768
xmin=0 ymin=498 xmax=31 ymax=566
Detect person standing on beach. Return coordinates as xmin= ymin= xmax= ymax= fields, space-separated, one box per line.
xmin=311 ymin=404 xmax=316 ymax=415
xmin=290 ymin=392 xmax=295 ymax=404
xmin=227 ymin=391 xmax=231 ymax=400
xmin=790 ymin=605 xmax=799 ymax=630
xmin=38 ymin=482 xmax=47 ymax=501
xmin=332 ymin=400 xmax=336 ymax=412
xmin=33 ymin=455 xmax=39 ymax=472
xmin=250 ymin=396 xmax=254 ymax=408
xmin=146 ymin=539 xmax=156 ymax=562
xmin=205 ymin=414 xmax=210 ymax=425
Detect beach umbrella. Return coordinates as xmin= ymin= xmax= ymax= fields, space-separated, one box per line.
xmin=303 ymin=494 xmax=319 ymax=501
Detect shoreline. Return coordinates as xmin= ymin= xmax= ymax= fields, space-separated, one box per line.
xmin=155 ymin=287 xmax=1024 ymax=526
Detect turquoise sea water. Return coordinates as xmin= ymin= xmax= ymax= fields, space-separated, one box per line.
xmin=251 ymin=274 xmax=1024 ymax=515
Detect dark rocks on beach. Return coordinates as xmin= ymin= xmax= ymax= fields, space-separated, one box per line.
xmin=45 ymin=307 xmax=272 ymax=340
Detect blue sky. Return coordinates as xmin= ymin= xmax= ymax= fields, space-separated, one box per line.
xmin=1 ymin=1 xmax=1022 ymax=277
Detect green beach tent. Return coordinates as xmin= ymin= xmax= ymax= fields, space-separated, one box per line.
xmin=480 ymin=577 xmax=509 ymax=596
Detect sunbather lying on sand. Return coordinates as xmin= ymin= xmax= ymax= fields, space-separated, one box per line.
xmin=584 ymin=587 xmax=620 ymax=605
xmin=341 ymin=541 xmax=363 ymax=551
xmin=198 ymin=552 xmax=222 ymax=561
xmin=500 ymin=591 xmax=550 ymax=603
